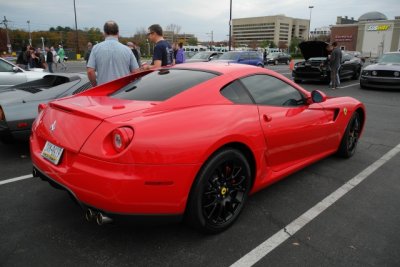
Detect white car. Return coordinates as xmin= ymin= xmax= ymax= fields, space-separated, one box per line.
xmin=0 ymin=57 xmax=46 ymax=90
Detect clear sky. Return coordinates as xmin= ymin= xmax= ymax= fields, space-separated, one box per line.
xmin=1 ymin=0 xmax=399 ymax=41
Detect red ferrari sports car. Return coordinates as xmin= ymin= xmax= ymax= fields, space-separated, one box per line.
xmin=30 ymin=63 xmax=365 ymax=233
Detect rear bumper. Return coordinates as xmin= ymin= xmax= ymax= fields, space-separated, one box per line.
xmin=30 ymin=135 xmax=201 ymax=216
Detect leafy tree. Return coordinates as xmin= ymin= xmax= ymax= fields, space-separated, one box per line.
xmin=187 ymin=37 xmax=198 ymax=46
xmin=289 ymin=37 xmax=301 ymax=54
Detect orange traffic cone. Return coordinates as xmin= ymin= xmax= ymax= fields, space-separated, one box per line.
xmin=289 ymin=59 xmax=295 ymax=71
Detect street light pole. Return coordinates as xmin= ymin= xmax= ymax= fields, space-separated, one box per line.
xmin=229 ymin=0 xmax=232 ymax=51
xmin=1 ymin=16 xmax=12 ymax=53
xmin=73 ymin=0 xmax=79 ymax=56
xmin=27 ymin=20 xmax=32 ymax=45
xmin=308 ymin=6 xmax=314 ymax=40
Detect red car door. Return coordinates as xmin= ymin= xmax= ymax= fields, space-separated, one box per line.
xmin=257 ymin=104 xmax=333 ymax=172
xmin=240 ymin=74 xmax=336 ymax=172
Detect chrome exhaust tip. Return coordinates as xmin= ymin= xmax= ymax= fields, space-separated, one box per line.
xmin=96 ymin=212 xmax=113 ymax=225
xmin=85 ymin=208 xmax=96 ymax=222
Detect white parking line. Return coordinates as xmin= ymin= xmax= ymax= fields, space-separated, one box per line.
xmin=0 ymin=174 xmax=33 ymax=186
xmin=231 ymin=143 xmax=400 ymax=267
xmin=339 ymin=83 xmax=359 ymax=88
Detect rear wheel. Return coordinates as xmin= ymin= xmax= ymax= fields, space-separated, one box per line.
xmin=274 ymin=60 xmax=278 ymax=65
xmin=186 ymin=148 xmax=252 ymax=234
xmin=337 ymin=112 xmax=361 ymax=158
xmin=294 ymin=79 xmax=301 ymax=83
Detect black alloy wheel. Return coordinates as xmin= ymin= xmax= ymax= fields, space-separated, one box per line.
xmin=337 ymin=112 xmax=362 ymax=158
xmin=186 ymin=148 xmax=251 ymax=234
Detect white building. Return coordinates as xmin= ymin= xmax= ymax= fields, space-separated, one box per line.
xmin=232 ymin=15 xmax=309 ymax=47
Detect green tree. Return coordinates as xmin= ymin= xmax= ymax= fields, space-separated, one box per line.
xmin=187 ymin=37 xmax=198 ymax=46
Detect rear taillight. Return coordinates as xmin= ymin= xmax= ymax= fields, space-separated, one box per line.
xmin=112 ymin=127 xmax=134 ymax=153
xmin=0 ymin=106 xmax=4 ymax=121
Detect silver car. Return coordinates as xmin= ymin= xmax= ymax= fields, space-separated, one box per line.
xmin=0 ymin=73 xmax=91 ymax=143
xmin=0 ymin=57 xmax=46 ymax=90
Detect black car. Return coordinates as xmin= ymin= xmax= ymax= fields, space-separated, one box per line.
xmin=292 ymin=41 xmax=362 ymax=83
xmin=360 ymin=52 xmax=400 ymax=89
xmin=265 ymin=52 xmax=291 ymax=65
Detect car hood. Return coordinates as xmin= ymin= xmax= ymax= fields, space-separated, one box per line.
xmin=364 ymin=62 xmax=400 ymax=71
xmin=299 ymin=41 xmax=329 ymax=60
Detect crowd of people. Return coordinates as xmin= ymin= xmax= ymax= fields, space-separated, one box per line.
xmin=14 ymin=20 xmax=186 ymax=86
xmin=16 ymin=44 xmax=68 ymax=73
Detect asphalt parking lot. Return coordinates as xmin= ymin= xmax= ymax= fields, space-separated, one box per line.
xmin=1 ymin=61 xmax=399 ymax=267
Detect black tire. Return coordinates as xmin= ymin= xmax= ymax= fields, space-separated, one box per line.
xmin=274 ymin=60 xmax=278 ymax=65
xmin=337 ymin=112 xmax=361 ymax=158
xmin=186 ymin=148 xmax=252 ymax=234
xmin=294 ymin=79 xmax=301 ymax=83
xmin=286 ymin=59 xmax=290 ymax=65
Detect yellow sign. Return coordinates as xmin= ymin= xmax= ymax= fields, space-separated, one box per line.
xmin=367 ymin=25 xmax=391 ymax=31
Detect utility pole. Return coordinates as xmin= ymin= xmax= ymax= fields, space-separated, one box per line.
xmin=27 ymin=20 xmax=32 ymax=45
xmin=1 ymin=16 xmax=12 ymax=53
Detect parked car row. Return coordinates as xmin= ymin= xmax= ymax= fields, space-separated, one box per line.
xmin=185 ymin=50 xmax=264 ymax=67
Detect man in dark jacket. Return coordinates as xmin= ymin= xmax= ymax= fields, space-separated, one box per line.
xmin=45 ymin=47 xmax=54 ymax=73
xmin=329 ymin=41 xmax=342 ymax=90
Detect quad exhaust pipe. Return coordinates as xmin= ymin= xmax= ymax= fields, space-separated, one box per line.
xmin=85 ymin=208 xmax=113 ymax=225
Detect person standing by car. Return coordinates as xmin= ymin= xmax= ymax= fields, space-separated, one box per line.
xmin=142 ymin=24 xmax=173 ymax=70
xmin=329 ymin=41 xmax=342 ymax=89
xmin=87 ymin=20 xmax=139 ymax=87
xmin=127 ymin=41 xmax=141 ymax=66
xmin=175 ymin=42 xmax=185 ymax=64
xmin=45 ymin=47 xmax=54 ymax=73
xmin=84 ymin=42 xmax=92 ymax=64
xmin=57 ymin=45 xmax=67 ymax=70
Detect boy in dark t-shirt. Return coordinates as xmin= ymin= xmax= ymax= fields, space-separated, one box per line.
xmin=143 ymin=24 xmax=173 ymax=70
xmin=152 ymin=39 xmax=173 ymax=66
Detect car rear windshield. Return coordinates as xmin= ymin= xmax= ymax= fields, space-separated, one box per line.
xmin=110 ymin=69 xmax=219 ymax=101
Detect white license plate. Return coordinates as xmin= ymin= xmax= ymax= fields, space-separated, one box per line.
xmin=41 ymin=141 xmax=64 ymax=165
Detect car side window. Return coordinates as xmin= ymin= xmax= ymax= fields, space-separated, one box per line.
xmin=250 ymin=52 xmax=260 ymax=60
xmin=0 ymin=60 xmax=13 ymax=72
xmin=240 ymin=74 xmax=305 ymax=107
xmin=220 ymin=80 xmax=254 ymax=104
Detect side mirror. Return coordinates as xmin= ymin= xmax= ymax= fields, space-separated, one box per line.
xmin=12 ymin=66 xmax=21 ymax=72
xmin=311 ymin=90 xmax=326 ymax=103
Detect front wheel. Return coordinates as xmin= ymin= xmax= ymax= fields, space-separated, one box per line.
xmin=186 ymin=148 xmax=252 ymax=234
xmin=337 ymin=112 xmax=362 ymax=158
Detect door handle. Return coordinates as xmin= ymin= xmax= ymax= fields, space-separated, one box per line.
xmin=263 ymin=114 xmax=272 ymax=122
